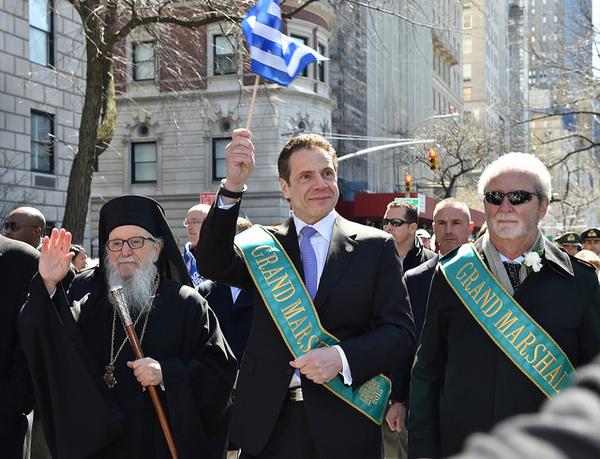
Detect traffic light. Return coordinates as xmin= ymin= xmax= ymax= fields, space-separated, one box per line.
xmin=405 ymin=173 xmax=413 ymax=193
xmin=427 ymin=148 xmax=440 ymax=171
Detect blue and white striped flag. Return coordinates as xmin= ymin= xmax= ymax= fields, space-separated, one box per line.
xmin=241 ymin=0 xmax=327 ymax=86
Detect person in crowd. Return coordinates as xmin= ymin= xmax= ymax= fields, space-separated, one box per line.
xmin=409 ymin=153 xmax=600 ymax=458
xmin=0 ymin=235 xmax=38 ymax=458
xmin=385 ymin=198 xmax=473 ymax=459
xmin=554 ymin=231 xmax=581 ymax=256
xmin=19 ymin=195 xmax=237 ymax=459
xmin=382 ymin=200 xmax=435 ymax=273
xmin=416 ymin=229 xmax=432 ymax=251
xmin=70 ymin=244 xmax=89 ymax=271
xmin=182 ymin=203 xmax=213 ymax=291
xmin=3 ymin=207 xmax=46 ymax=249
xmin=196 ymin=129 xmax=415 ymax=459
xmin=575 ymin=250 xmax=600 ymax=280
xmin=580 ymin=228 xmax=600 ymax=256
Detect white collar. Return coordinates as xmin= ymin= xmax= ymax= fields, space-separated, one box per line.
xmin=293 ymin=211 xmax=336 ymax=243
xmin=500 ymin=253 xmax=525 ymax=264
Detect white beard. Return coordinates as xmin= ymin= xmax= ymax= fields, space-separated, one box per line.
xmin=105 ymin=252 xmax=158 ymax=316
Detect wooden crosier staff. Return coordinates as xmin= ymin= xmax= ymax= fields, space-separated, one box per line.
xmin=110 ymin=287 xmax=178 ymax=459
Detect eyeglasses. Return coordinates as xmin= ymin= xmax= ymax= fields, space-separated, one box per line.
xmin=106 ymin=236 xmax=157 ymax=252
xmin=484 ymin=190 xmax=541 ymax=206
xmin=183 ymin=218 xmax=203 ymax=227
xmin=3 ymin=221 xmax=37 ymax=232
xmin=382 ymin=218 xmax=410 ymax=228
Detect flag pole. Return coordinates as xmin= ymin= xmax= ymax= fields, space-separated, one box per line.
xmin=246 ymin=75 xmax=260 ymax=130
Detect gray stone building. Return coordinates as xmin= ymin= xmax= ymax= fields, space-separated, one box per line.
xmin=330 ymin=0 xmax=463 ymax=200
xmin=508 ymin=0 xmax=529 ymax=152
xmin=0 ymin=0 xmax=84 ymax=227
xmin=462 ymin=0 xmax=510 ymax=139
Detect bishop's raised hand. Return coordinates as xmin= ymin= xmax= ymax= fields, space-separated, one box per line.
xmin=39 ymin=227 xmax=74 ymax=294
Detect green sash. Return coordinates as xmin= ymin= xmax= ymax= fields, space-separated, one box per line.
xmin=439 ymin=243 xmax=575 ymax=398
xmin=235 ymin=225 xmax=391 ymax=424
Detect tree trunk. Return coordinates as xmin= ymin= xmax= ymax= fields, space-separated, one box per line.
xmin=61 ymin=43 xmax=105 ymax=242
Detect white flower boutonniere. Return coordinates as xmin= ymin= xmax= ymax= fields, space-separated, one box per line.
xmin=524 ymin=251 xmax=543 ymax=272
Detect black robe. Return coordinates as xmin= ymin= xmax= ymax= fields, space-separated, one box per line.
xmin=20 ymin=269 xmax=236 ymax=459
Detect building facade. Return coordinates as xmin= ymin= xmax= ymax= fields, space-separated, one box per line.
xmin=526 ymin=0 xmax=596 ymax=231
xmin=462 ymin=0 xmax=510 ymax=138
xmin=331 ymin=0 xmax=463 ymax=200
xmin=90 ymin=2 xmax=335 ymax=249
xmin=0 ymin=0 xmax=84 ymax=227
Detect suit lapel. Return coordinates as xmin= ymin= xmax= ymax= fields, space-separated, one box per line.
xmin=275 ymin=218 xmax=304 ymax=278
xmin=314 ymin=216 xmax=357 ymax=308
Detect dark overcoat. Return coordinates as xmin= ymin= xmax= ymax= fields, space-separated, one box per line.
xmin=0 ymin=235 xmax=38 ymax=458
xmin=409 ymin=239 xmax=600 ymax=458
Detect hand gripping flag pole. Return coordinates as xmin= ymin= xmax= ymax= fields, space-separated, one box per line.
xmin=241 ymin=0 xmax=328 ymax=128
xmin=110 ymin=287 xmax=179 ymax=459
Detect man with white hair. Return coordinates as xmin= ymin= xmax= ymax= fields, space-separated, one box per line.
xmin=19 ymin=195 xmax=236 ymax=459
xmin=408 ymin=153 xmax=600 ymax=458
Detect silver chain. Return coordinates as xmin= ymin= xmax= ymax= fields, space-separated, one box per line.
xmin=107 ymin=276 xmax=159 ymax=369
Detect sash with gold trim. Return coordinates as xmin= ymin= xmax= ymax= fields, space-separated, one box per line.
xmin=235 ymin=225 xmax=391 ymax=424
xmin=439 ymin=243 xmax=575 ymax=397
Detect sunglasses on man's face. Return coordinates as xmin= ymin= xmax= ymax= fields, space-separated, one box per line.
xmin=484 ymin=190 xmax=541 ymax=206
xmin=3 ymin=221 xmax=36 ymax=232
xmin=382 ymin=218 xmax=410 ymax=228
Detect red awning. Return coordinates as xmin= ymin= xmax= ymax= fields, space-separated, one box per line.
xmin=337 ymin=192 xmax=485 ymax=227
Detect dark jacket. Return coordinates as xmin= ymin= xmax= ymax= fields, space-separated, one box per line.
xmin=404 ymin=255 xmax=439 ymax=339
xmin=409 ymin=240 xmax=600 ymax=458
xmin=0 ymin=236 xmax=38 ymax=458
xmin=201 ymin=281 xmax=253 ymax=361
xmin=196 ymin=200 xmax=415 ymax=459
xmin=454 ymin=352 xmax=600 ymax=459
xmin=403 ymin=237 xmax=436 ymax=273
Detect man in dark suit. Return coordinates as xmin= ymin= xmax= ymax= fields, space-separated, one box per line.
xmin=384 ymin=198 xmax=473 ymax=458
xmin=409 ymin=153 xmax=600 ymax=458
xmin=197 ymin=129 xmax=415 ymax=459
xmin=0 ymin=235 xmax=39 ymax=458
xmin=382 ymin=200 xmax=435 ymax=273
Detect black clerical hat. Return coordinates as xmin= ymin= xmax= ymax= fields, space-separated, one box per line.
xmin=98 ymin=195 xmax=192 ymax=286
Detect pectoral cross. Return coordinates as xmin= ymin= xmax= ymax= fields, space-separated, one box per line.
xmin=103 ymin=364 xmax=117 ymax=388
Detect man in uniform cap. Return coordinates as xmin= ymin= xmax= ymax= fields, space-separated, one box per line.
xmin=580 ymin=228 xmax=600 ymax=256
xmin=19 ymin=195 xmax=236 ymax=459
xmin=554 ymin=232 xmax=581 ymax=256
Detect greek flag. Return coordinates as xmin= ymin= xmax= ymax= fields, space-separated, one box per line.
xmin=241 ymin=0 xmax=327 ymax=86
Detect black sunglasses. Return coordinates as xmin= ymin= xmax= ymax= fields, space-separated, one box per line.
xmin=484 ymin=190 xmax=541 ymax=206
xmin=3 ymin=221 xmax=37 ymax=231
xmin=382 ymin=218 xmax=411 ymax=228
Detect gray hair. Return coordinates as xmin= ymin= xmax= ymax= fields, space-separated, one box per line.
xmin=477 ymin=153 xmax=552 ymax=200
